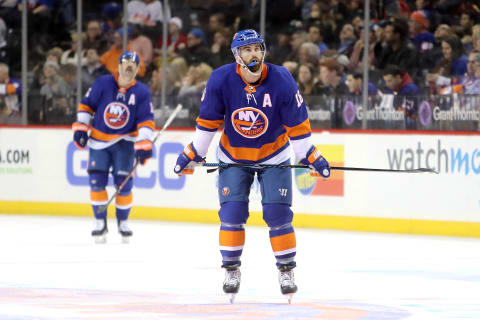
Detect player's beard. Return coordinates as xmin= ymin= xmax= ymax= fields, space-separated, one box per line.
xmin=248 ymin=60 xmax=261 ymax=73
xmin=119 ymin=65 xmax=137 ymax=83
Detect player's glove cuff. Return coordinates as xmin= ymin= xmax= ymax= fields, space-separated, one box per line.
xmin=300 ymin=145 xmax=330 ymax=178
xmin=134 ymin=140 xmax=153 ymax=165
xmin=174 ymin=143 xmax=205 ymax=175
xmin=72 ymin=122 xmax=89 ymax=149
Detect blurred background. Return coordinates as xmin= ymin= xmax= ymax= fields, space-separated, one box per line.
xmin=1 ymin=0 xmax=479 ymax=131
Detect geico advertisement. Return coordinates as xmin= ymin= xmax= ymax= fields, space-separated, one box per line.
xmin=1 ymin=128 xmax=479 ymax=222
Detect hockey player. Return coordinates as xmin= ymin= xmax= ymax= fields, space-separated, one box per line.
xmin=173 ymin=29 xmax=330 ymax=303
xmin=72 ymin=50 xmax=155 ymax=244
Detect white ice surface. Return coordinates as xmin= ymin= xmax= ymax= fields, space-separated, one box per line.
xmin=0 ymin=214 xmax=479 ymax=320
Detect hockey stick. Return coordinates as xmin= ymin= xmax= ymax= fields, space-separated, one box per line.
xmin=201 ymin=162 xmax=438 ymax=174
xmin=98 ymin=104 xmax=183 ymax=213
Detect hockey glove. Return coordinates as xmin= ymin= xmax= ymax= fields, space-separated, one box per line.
xmin=174 ymin=142 xmax=205 ymax=175
xmin=300 ymin=145 xmax=330 ymax=178
xmin=72 ymin=122 xmax=89 ymax=149
xmin=134 ymin=140 xmax=153 ymax=165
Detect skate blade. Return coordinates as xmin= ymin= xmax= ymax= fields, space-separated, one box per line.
xmin=94 ymin=235 xmax=107 ymax=244
xmin=121 ymin=236 xmax=131 ymax=244
xmin=284 ymin=293 xmax=294 ymax=304
xmin=227 ymin=293 xmax=236 ymax=304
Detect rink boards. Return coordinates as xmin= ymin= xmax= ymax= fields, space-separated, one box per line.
xmin=1 ymin=127 xmax=479 ymax=237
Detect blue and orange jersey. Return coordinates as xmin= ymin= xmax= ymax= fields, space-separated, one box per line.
xmin=78 ymin=74 xmax=154 ymax=149
xmin=197 ymin=63 xmax=311 ymax=164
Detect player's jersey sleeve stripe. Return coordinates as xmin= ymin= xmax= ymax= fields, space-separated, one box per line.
xmin=196 ymin=117 xmax=224 ymax=130
xmin=78 ymin=103 xmax=94 ymax=114
xmin=90 ymin=128 xmax=137 ymax=141
xmin=284 ymin=118 xmax=311 ymax=139
xmin=220 ymin=132 xmax=289 ymax=162
xmin=137 ymin=120 xmax=155 ymax=130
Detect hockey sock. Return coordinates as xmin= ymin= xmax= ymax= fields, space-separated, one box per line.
xmin=115 ymin=192 xmax=132 ymax=221
xmin=269 ymin=223 xmax=297 ymax=267
xmin=219 ymin=223 xmax=245 ymax=267
xmin=91 ymin=190 xmax=108 ymax=219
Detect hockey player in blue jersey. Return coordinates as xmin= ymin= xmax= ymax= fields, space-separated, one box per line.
xmin=173 ymin=29 xmax=330 ymax=303
xmin=72 ymin=50 xmax=155 ymax=244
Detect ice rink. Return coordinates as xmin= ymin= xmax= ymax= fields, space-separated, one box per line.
xmin=1 ymin=214 xmax=479 ymax=320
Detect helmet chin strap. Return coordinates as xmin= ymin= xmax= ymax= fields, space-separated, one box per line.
xmin=235 ymin=53 xmax=265 ymax=77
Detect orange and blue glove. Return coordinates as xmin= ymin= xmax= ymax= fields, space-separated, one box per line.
xmin=72 ymin=122 xmax=89 ymax=149
xmin=174 ymin=142 xmax=205 ymax=175
xmin=134 ymin=140 xmax=153 ymax=165
xmin=300 ymin=145 xmax=330 ymax=178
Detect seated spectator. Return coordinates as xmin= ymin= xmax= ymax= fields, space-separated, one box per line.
xmin=426 ymin=50 xmax=480 ymax=95
xmin=39 ymin=61 xmax=71 ymax=124
xmin=58 ymin=63 xmax=77 ymax=112
xmin=85 ymin=20 xmax=108 ymax=55
xmin=303 ymin=1 xmax=336 ymax=46
xmin=150 ymin=65 xmax=179 ymax=109
xmin=420 ymin=24 xmax=454 ymax=73
xmin=337 ymin=23 xmax=356 ymax=57
xmin=317 ymin=59 xmax=348 ymax=95
xmin=285 ymin=30 xmax=308 ymax=63
xmin=127 ymin=0 xmax=170 ymax=27
xmin=298 ymin=42 xmax=320 ymax=67
xmin=169 ymin=57 xmax=188 ymax=89
xmin=307 ymin=21 xmax=328 ymax=56
xmin=382 ymin=64 xmax=421 ymax=129
xmin=177 ymin=28 xmax=211 ymax=67
xmin=101 ymin=2 xmax=123 ymax=45
xmin=60 ymin=31 xmax=87 ymax=66
xmin=210 ymin=27 xmax=232 ymax=69
xmin=99 ymin=28 xmax=146 ymax=77
xmin=297 ymin=63 xmax=319 ymax=96
xmin=154 ymin=17 xmax=187 ymax=64
xmin=375 ymin=19 xmax=418 ymax=79
xmin=206 ymin=13 xmax=227 ymax=46
xmin=349 ymin=25 xmax=376 ymax=74
xmin=409 ymin=10 xmax=434 ymax=53
xmin=457 ymin=12 xmax=476 ymax=53
xmin=345 ymin=72 xmax=378 ymax=96
xmin=177 ymin=62 xmax=212 ymax=111
xmin=128 ymin=25 xmax=153 ymax=67
xmin=268 ymin=29 xmax=292 ymax=66
xmin=427 ymin=35 xmax=468 ymax=90
xmin=0 ymin=62 xmax=21 ymax=121
xmin=81 ymin=48 xmax=109 ymax=90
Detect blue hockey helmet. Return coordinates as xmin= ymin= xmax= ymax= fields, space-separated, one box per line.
xmin=231 ymin=29 xmax=265 ymax=56
xmin=119 ymin=50 xmax=140 ymax=66
xmin=231 ymin=29 xmax=266 ymax=73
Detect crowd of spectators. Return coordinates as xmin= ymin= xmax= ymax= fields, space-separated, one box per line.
xmin=0 ymin=0 xmax=479 ymax=127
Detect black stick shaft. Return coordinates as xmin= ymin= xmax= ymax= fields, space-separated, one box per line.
xmin=98 ymin=104 xmax=183 ymax=214
xmin=202 ymin=162 xmax=437 ymax=174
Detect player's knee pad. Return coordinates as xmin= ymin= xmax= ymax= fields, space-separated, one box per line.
xmin=219 ymin=201 xmax=249 ymax=225
xmin=263 ymin=203 xmax=293 ymax=228
xmin=114 ymin=175 xmax=133 ymax=195
xmin=89 ymin=170 xmax=108 ymax=191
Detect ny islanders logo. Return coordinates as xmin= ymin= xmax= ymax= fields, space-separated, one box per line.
xmin=104 ymin=102 xmax=130 ymax=129
xmin=231 ymin=107 xmax=268 ymax=138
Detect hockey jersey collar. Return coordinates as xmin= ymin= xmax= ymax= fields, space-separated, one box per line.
xmin=236 ymin=63 xmax=268 ymax=94
xmin=114 ymin=74 xmax=137 ymax=91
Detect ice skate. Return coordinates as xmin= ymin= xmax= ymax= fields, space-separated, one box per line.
xmin=91 ymin=218 xmax=108 ymax=244
xmin=222 ymin=265 xmax=241 ymax=303
xmin=278 ymin=265 xmax=297 ymax=304
xmin=117 ymin=220 xmax=132 ymax=243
